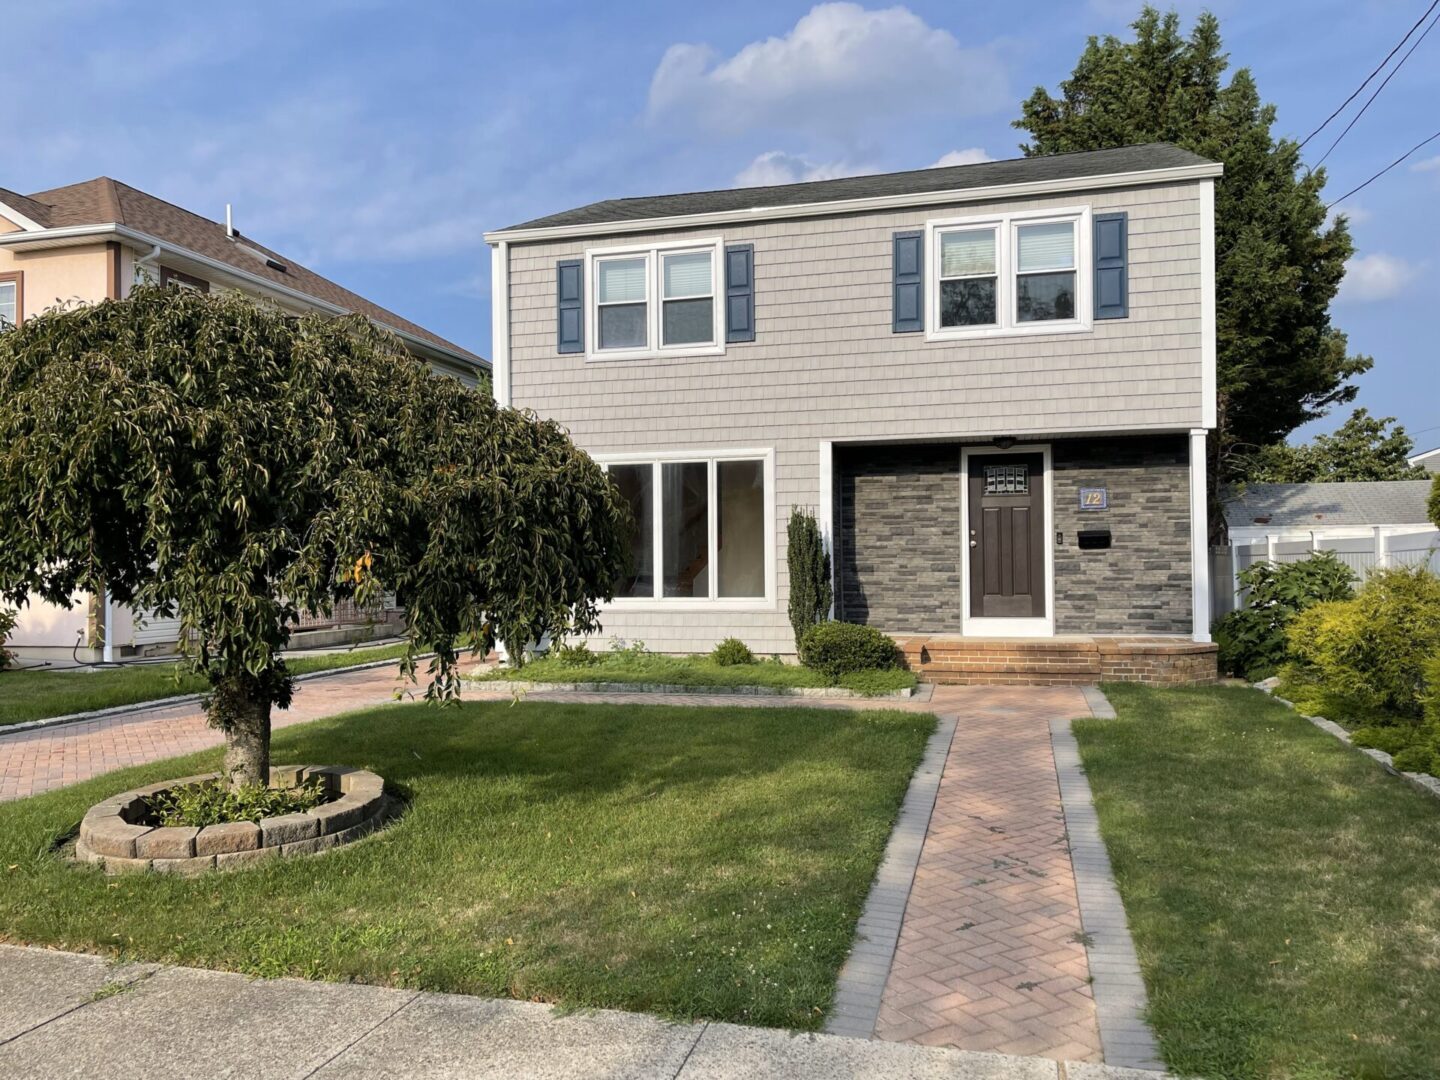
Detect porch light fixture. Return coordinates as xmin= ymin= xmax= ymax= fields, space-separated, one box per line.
xmin=993 ymin=436 xmax=1016 ymax=450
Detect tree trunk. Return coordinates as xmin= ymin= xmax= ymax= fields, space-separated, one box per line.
xmin=216 ymin=684 xmax=272 ymax=790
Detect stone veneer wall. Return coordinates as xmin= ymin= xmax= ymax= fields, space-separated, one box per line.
xmin=1051 ymin=436 xmax=1192 ymax=635
xmin=836 ymin=443 xmax=961 ymax=634
xmin=837 ymin=435 xmax=1193 ymax=637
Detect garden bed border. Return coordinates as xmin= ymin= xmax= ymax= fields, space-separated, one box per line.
xmin=73 ymin=765 xmax=394 ymax=875
xmin=467 ymin=678 xmax=920 ymax=700
xmin=1256 ymin=682 xmax=1440 ymax=803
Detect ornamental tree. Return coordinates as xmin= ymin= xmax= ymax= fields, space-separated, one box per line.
xmin=0 ymin=287 xmax=630 ymax=787
xmin=1243 ymin=408 xmax=1430 ymax=483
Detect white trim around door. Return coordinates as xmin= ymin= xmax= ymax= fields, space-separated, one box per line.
xmin=960 ymin=443 xmax=1055 ymax=638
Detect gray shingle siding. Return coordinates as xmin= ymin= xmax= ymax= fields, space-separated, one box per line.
xmin=504 ymin=175 xmax=1207 ymax=653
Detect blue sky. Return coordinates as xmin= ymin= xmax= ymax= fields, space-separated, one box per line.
xmin=8 ymin=0 xmax=1437 ymax=449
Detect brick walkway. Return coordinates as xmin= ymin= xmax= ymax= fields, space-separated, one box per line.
xmin=873 ymin=685 xmax=1103 ymax=1062
xmin=0 ymin=665 xmax=419 ymax=802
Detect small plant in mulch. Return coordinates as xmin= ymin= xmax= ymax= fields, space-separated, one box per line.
xmin=144 ymin=777 xmax=329 ymax=828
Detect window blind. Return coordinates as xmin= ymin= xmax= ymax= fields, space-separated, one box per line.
xmin=941 ymin=229 xmax=996 ymax=277
xmin=663 ymin=252 xmax=712 ymax=298
xmin=1016 ymin=223 xmax=1075 ymax=272
xmin=598 ymin=257 xmax=647 ymax=303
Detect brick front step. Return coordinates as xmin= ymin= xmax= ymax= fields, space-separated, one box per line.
xmin=894 ymin=635 xmax=1217 ymax=686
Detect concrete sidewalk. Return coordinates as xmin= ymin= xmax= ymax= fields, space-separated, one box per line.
xmin=0 ymin=945 xmax=1162 ymax=1080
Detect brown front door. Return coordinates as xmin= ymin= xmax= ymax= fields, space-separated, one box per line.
xmin=967 ymin=453 xmax=1046 ymax=619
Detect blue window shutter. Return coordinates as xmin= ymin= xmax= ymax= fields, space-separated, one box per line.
xmin=725 ymin=244 xmax=755 ymax=343
xmin=892 ymin=230 xmax=923 ymax=333
xmin=556 ymin=259 xmax=584 ymax=353
xmin=1093 ymin=212 xmax=1128 ymax=320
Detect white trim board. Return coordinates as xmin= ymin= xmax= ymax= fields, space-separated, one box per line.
xmin=959 ymin=443 xmax=1056 ymax=638
xmin=484 ymin=163 xmax=1225 ymax=243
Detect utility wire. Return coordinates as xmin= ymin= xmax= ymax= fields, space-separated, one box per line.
xmin=1314 ymin=8 xmax=1440 ymax=168
xmin=1299 ymin=0 xmax=1439 ymax=148
xmin=1326 ymin=127 xmax=1440 ymax=208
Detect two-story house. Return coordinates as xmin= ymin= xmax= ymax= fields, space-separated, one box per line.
xmin=1 ymin=176 xmax=488 ymax=663
xmin=484 ymin=144 xmax=1221 ymax=684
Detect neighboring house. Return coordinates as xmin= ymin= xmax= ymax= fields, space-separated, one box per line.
xmin=0 ymin=177 xmax=488 ymax=663
xmin=1409 ymin=446 xmax=1440 ymax=473
xmin=485 ymin=144 xmax=1223 ymax=684
xmin=1219 ymin=480 xmax=1439 ymax=615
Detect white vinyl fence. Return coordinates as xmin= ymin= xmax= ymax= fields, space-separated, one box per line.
xmin=1211 ymin=527 xmax=1440 ymax=619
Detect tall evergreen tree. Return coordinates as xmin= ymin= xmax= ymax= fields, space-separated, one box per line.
xmin=1014 ymin=7 xmax=1370 ymax=493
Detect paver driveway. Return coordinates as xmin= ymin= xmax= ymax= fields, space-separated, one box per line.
xmin=1 ymin=676 xmax=1114 ymax=1064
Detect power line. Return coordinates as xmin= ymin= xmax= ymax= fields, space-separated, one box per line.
xmin=1326 ymin=127 xmax=1440 ymax=209
xmin=1298 ymin=0 xmax=1440 ymax=150
xmin=1314 ymin=8 xmax=1440 ymax=168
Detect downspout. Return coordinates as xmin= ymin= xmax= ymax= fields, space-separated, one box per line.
xmin=133 ymin=243 xmax=162 ymax=284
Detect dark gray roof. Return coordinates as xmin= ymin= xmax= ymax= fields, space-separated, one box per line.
xmin=503 ymin=144 xmax=1217 ymax=232
xmin=1224 ymin=481 xmax=1435 ymax=529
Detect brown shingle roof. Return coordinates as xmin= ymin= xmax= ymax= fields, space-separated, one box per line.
xmin=0 ymin=187 xmax=56 ymax=228
xmin=11 ymin=178 xmax=483 ymax=366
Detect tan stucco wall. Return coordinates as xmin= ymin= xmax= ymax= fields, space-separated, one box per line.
xmin=0 ymin=242 xmax=112 ymax=320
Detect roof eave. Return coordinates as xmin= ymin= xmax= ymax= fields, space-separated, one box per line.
xmin=484 ymin=161 xmax=1225 ymax=244
xmin=0 ymin=223 xmax=488 ymax=371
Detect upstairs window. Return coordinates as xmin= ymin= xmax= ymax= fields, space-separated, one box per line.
xmin=927 ymin=208 xmax=1090 ymax=339
xmin=587 ymin=239 xmax=724 ymax=359
xmin=0 ymin=273 xmax=18 ymax=327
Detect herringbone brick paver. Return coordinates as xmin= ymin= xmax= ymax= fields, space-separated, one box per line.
xmin=872 ymin=685 xmax=1103 ymax=1062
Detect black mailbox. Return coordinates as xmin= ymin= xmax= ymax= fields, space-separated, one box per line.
xmin=1077 ymin=528 xmax=1112 ymax=550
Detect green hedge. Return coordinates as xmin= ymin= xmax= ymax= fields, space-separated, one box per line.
xmin=799 ymin=622 xmax=901 ymax=679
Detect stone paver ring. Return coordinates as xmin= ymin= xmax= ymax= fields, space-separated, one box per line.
xmin=74 ymin=766 xmax=393 ymax=875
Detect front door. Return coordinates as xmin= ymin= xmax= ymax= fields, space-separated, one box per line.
xmin=967 ymin=453 xmax=1046 ymax=620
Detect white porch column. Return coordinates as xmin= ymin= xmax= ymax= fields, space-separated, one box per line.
xmin=489 ymin=241 xmax=510 ymax=407
xmin=1189 ymin=429 xmax=1211 ymax=643
xmin=818 ymin=440 xmax=835 ymax=618
xmin=101 ymin=590 xmax=114 ymax=664
xmin=1374 ymin=526 xmax=1389 ymax=570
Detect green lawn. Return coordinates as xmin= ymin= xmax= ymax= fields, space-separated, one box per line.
xmin=475 ymin=651 xmax=917 ymax=696
xmin=0 ymin=643 xmax=409 ymax=726
xmin=0 ymin=700 xmax=932 ymax=1028
xmin=1074 ymin=683 xmax=1440 ymax=1080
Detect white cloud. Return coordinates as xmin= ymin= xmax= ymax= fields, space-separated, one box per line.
xmin=1338 ymin=253 xmax=1421 ymax=303
xmin=1412 ymin=155 xmax=1440 ymax=173
xmin=733 ymin=151 xmax=871 ymax=187
xmin=930 ymin=147 xmax=993 ymax=168
xmin=648 ymin=3 xmax=1007 ymax=139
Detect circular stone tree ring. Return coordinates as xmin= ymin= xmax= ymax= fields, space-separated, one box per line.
xmin=74 ymin=766 xmax=392 ymax=875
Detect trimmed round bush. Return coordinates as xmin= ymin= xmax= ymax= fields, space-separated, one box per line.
xmin=711 ymin=637 xmax=755 ymax=666
xmin=800 ymin=621 xmax=901 ymax=679
xmin=1285 ymin=566 xmax=1440 ymax=719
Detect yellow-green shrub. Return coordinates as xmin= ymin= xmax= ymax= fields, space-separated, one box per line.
xmin=1284 ymin=566 xmax=1440 ymax=720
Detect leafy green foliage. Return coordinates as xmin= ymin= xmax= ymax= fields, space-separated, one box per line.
xmin=0 ymin=607 xmax=15 ymax=671
xmin=1015 ymin=7 xmax=1368 ymax=484
xmin=549 ymin=640 xmax=599 ymax=667
xmin=710 ymin=637 xmax=755 ymax=666
xmin=146 ymin=777 xmax=328 ymax=827
xmin=1285 ymin=566 xmax=1440 ymax=720
xmin=799 ymin=622 xmax=901 ymax=679
xmin=1244 ymin=408 xmax=1429 ymax=482
xmin=1429 ymin=474 xmax=1440 ymax=530
xmin=1212 ymin=551 xmax=1354 ymax=679
xmin=0 ymin=288 xmax=629 ymax=782
xmin=1425 ymin=654 xmax=1440 ymax=726
xmin=786 ymin=507 xmax=832 ymax=653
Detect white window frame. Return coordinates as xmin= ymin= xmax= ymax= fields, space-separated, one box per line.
xmin=584 ymin=237 xmax=725 ymax=362
xmin=597 ymin=447 xmax=776 ymax=611
xmin=926 ymin=206 xmax=1091 ymax=342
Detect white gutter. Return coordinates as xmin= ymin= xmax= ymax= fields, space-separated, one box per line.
xmin=0 ymin=224 xmax=488 ymax=372
xmin=484 ymin=162 xmax=1225 ymax=244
